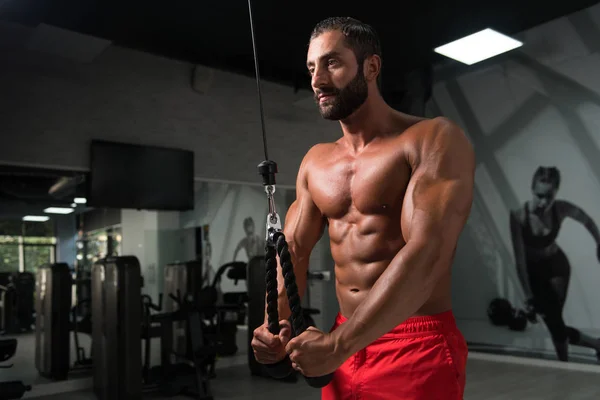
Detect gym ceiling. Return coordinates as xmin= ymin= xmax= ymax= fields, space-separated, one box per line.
xmin=0 ymin=0 xmax=597 ymax=215
xmin=2 ymin=0 xmax=599 ymax=91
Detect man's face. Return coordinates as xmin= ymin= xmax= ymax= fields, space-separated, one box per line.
xmin=531 ymin=181 xmax=557 ymax=213
xmin=307 ymin=30 xmax=369 ymax=120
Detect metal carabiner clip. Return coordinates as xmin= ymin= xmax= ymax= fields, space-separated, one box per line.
xmin=264 ymin=184 xmax=282 ymax=244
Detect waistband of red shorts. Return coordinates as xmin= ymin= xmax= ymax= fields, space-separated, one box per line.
xmin=332 ymin=310 xmax=458 ymax=338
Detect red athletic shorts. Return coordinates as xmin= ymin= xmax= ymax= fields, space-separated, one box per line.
xmin=321 ymin=310 xmax=468 ymax=400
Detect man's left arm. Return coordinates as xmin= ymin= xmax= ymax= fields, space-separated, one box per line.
xmin=332 ymin=119 xmax=475 ymax=357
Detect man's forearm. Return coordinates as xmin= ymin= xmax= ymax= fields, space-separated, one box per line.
xmin=332 ymin=239 xmax=443 ymax=357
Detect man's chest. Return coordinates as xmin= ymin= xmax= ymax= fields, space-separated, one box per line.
xmin=307 ymin=152 xmax=411 ymax=218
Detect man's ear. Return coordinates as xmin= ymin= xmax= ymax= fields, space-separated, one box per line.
xmin=363 ymin=54 xmax=381 ymax=82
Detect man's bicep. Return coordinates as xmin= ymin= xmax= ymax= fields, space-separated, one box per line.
xmin=408 ymin=121 xmax=475 ymax=253
xmin=277 ymin=173 xmax=325 ymax=305
xmin=410 ymin=177 xmax=473 ymax=248
xmin=283 ymin=145 xmax=327 ymax=258
xmin=283 ymin=188 xmax=326 ymax=260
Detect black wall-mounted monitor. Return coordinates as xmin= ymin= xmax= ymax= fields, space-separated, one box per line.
xmin=88 ymin=140 xmax=194 ymax=211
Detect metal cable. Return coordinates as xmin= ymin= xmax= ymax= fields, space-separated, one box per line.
xmin=246 ymin=0 xmax=269 ymax=161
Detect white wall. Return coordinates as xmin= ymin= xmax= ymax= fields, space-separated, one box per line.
xmin=0 ymin=22 xmax=339 ymax=186
xmin=434 ymin=3 xmax=600 ymax=362
xmin=55 ymin=214 xmax=77 ymax=267
xmin=121 ymin=209 xmax=181 ymax=300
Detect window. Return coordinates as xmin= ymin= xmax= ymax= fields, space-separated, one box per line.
xmin=23 ymin=237 xmax=56 ymax=273
xmin=78 ymin=226 xmax=122 ymax=266
xmin=0 ymin=236 xmax=20 ymax=273
xmin=0 ymin=235 xmax=56 ymax=275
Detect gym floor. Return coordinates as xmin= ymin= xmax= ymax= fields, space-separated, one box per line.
xmin=6 ymin=326 xmax=600 ymax=399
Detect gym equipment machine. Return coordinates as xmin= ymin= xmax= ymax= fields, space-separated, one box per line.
xmin=34 ymin=262 xmax=93 ymax=381
xmin=163 ymin=260 xmax=204 ymax=362
xmin=92 ymin=256 xmax=142 ymax=400
xmin=14 ymin=272 xmax=35 ymax=332
xmin=71 ymin=298 xmax=93 ymax=369
xmin=203 ymin=261 xmax=249 ymax=357
xmin=0 ymin=282 xmax=17 ymax=334
xmin=162 ymin=259 xmax=245 ymax=359
xmin=1 ymin=273 xmax=35 ymax=335
xmin=0 ymin=338 xmax=32 ymax=400
xmin=141 ymin=291 xmax=215 ymax=400
xmin=35 ymin=263 xmax=72 ymax=380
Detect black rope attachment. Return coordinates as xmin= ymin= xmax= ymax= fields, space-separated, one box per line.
xmin=264 ymin=243 xmax=280 ymax=335
xmin=257 ymin=165 xmax=333 ymax=388
xmin=274 ymin=231 xmax=307 ymax=336
xmin=246 ymin=0 xmax=332 ymax=389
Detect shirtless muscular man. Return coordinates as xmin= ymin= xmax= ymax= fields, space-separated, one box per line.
xmin=251 ymin=17 xmax=475 ymax=399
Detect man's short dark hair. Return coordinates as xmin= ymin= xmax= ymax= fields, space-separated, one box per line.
xmin=532 ymin=166 xmax=561 ymax=190
xmin=309 ymin=17 xmax=382 ymax=67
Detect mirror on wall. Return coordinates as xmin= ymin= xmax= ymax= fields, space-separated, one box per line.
xmin=0 ymin=165 xmax=305 ymax=388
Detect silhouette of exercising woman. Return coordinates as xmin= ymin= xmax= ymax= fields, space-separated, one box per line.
xmin=510 ymin=166 xmax=600 ymax=361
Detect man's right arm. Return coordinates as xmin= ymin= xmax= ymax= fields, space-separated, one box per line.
xmin=267 ymin=148 xmax=327 ymax=322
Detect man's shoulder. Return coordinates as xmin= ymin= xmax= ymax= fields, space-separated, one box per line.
xmin=309 ymin=141 xmax=337 ymax=153
xmin=400 ymin=116 xmax=473 ymax=164
xmin=302 ymin=142 xmax=337 ymax=164
xmin=297 ymin=142 xmax=336 ymax=185
xmin=407 ymin=116 xmax=468 ymax=143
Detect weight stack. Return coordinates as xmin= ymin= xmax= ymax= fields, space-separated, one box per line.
xmin=164 ymin=260 xmax=204 ymax=305
xmin=163 ymin=260 xmax=203 ymax=362
xmin=91 ymin=260 xmax=106 ymax=399
xmin=15 ymin=272 xmax=36 ymax=331
xmin=34 ymin=263 xmax=72 ymax=380
xmin=0 ymin=284 xmax=17 ymax=333
xmin=246 ymin=256 xmax=266 ymax=376
xmin=92 ymin=256 xmax=142 ymax=400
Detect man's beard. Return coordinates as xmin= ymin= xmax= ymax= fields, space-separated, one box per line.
xmin=314 ymin=68 xmax=368 ymax=121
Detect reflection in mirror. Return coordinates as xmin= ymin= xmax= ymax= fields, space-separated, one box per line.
xmin=0 ymin=165 xmax=87 ymax=390
xmin=0 ymin=163 xmax=312 ymax=396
